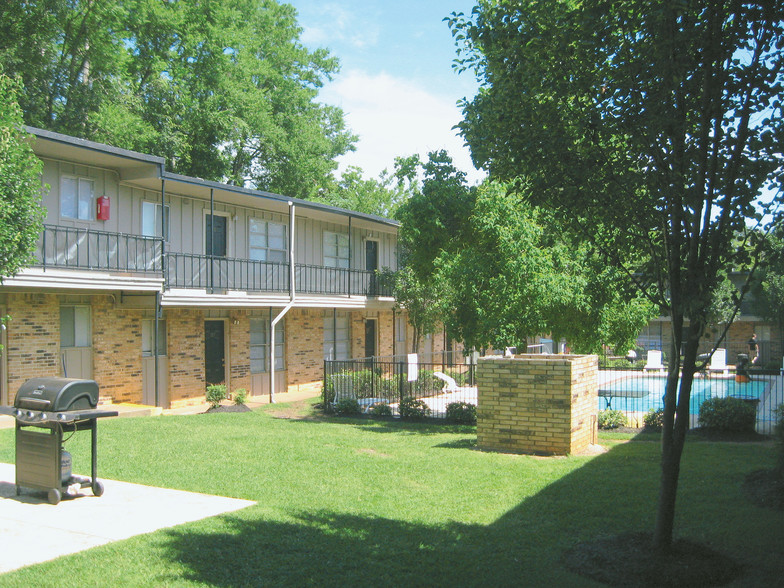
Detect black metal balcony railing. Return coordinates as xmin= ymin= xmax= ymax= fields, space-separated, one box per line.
xmin=30 ymin=225 xmax=393 ymax=298
xmin=167 ymin=255 xmax=393 ymax=297
xmin=37 ymin=224 xmax=164 ymax=274
xmin=296 ymin=263 xmax=393 ymax=297
xmin=166 ymin=253 xmax=289 ymax=293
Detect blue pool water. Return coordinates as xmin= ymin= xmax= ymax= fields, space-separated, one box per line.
xmin=598 ymin=376 xmax=769 ymax=414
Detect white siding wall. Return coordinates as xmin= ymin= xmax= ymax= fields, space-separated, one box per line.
xmin=39 ymin=158 xmax=397 ymax=270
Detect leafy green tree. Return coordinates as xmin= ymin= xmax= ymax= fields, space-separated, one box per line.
xmin=392 ymin=266 xmax=442 ymax=354
xmin=451 ymin=0 xmax=784 ymax=551
xmin=0 ymin=0 xmax=355 ymax=200
xmin=395 ymin=150 xmax=475 ymax=280
xmin=436 ymin=182 xmax=655 ymax=352
xmin=752 ymin=222 xmax=784 ymax=340
xmin=0 ymin=75 xmax=45 ymax=281
xmin=317 ymin=166 xmax=408 ymax=218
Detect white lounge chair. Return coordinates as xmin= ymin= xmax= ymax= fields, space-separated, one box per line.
xmin=433 ymin=371 xmax=460 ymax=392
xmin=708 ymin=348 xmax=729 ymax=375
xmin=643 ymin=350 xmax=665 ymax=373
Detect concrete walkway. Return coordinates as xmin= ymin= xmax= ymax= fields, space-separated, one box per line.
xmin=0 ymin=388 xmax=320 ymax=429
xmin=0 ymin=462 xmax=255 ymax=574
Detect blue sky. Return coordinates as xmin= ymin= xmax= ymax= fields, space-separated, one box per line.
xmin=286 ymin=0 xmax=484 ymax=183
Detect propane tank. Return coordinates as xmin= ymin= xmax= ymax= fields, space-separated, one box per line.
xmin=61 ymin=450 xmax=72 ymax=484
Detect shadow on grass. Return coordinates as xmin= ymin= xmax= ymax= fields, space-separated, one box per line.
xmin=159 ymin=435 xmax=781 ymax=587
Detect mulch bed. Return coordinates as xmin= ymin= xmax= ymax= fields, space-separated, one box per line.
xmin=205 ymin=404 xmax=252 ymax=413
xmin=563 ymin=531 xmax=743 ymax=587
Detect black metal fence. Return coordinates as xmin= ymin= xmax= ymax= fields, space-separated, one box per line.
xmin=324 ymin=353 xmax=476 ymax=418
xmin=324 ymin=355 xmax=782 ymax=431
xmin=598 ymin=367 xmax=783 ymax=432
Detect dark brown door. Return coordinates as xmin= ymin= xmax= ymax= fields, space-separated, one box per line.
xmin=365 ymin=319 xmax=377 ymax=359
xmin=205 ymin=320 xmax=225 ymax=385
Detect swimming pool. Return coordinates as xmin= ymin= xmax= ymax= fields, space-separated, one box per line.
xmin=598 ymin=375 xmax=769 ymax=415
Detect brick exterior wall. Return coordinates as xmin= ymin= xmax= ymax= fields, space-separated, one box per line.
xmin=378 ymin=310 xmax=394 ymax=357
xmin=286 ymin=308 xmax=324 ymax=395
xmin=1 ymin=296 xmax=402 ymax=409
xmin=166 ymin=309 xmax=205 ymax=408
xmin=351 ymin=311 xmax=365 ymax=358
xmin=5 ymin=293 xmax=60 ymax=404
xmin=92 ymin=296 xmax=143 ymax=403
xmin=228 ymin=311 xmax=251 ymax=396
xmin=476 ymin=354 xmax=598 ymax=456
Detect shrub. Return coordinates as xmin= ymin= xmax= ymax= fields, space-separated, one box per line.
xmin=334 ymin=398 xmax=361 ymax=415
xmin=232 ymin=388 xmax=248 ymax=405
xmin=206 ymin=384 xmax=227 ymax=408
xmin=399 ymin=397 xmax=430 ymax=419
xmin=598 ymin=409 xmax=627 ymax=430
xmin=698 ymin=397 xmax=757 ymax=432
xmin=643 ymin=408 xmax=664 ymax=432
xmin=370 ymin=403 xmax=393 ymax=417
xmin=446 ymin=402 xmax=477 ymax=424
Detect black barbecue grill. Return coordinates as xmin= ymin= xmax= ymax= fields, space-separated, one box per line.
xmin=0 ymin=377 xmax=118 ymax=504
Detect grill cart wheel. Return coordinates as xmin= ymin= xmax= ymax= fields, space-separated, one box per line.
xmin=48 ymin=488 xmax=61 ymax=505
xmin=92 ymin=480 xmax=104 ymax=497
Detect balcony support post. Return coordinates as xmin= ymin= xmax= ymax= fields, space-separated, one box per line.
xmin=161 ymin=178 xmax=167 ymax=276
xmin=209 ymin=188 xmax=215 ymax=294
xmin=270 ymin=202 xmax=296 ymax=403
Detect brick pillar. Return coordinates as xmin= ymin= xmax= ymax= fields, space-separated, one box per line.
xmin=167 ymin=309 xmax=205 ymax=408
xmin=286 ymin=308 xmax=324 ymax=395
xmin=476 ymin=354 xmax=598 ymax=456
xmin=92 ymin=295 xmax=143 ymax=403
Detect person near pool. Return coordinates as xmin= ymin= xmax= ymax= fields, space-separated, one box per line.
xmin=748 ymin=333 xmax=759 ymax=365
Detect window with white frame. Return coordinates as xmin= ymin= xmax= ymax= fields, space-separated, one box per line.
xmin=249 ymin=219 xmax=287 ymax=263
xmin=142 ymin=201 xmax=170 ymax=241
xmin=61 ymin=176 xmax=95 ymax=220
xmin=323 ymin=231 xmax=349 ymax=268
xmin=60 ymin=306 xmax=91 ymax=348
xmin=250 ymin=317 xmax=285 ymax=373
xmin=323 ymin=311 xmax=350 ymax=361
xmin=395 ymin=313 xmax=407 ymax=346
xmin=141 ymin=319 xmax=167 ymax=356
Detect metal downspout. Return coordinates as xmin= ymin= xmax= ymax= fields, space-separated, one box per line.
xmin=270 ymin=202 xmax=295 ymax=403
xmin=155 ymin=176 xmax=166 ymax=407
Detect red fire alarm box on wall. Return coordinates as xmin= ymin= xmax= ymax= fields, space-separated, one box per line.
xmin=97 ymin=196 xmax=110 ymax=220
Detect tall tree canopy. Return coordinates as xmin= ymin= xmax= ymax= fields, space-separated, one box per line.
xmin=0 ymin=75 xmax=45 ymax=281
xmin=451 ymin=0 xmax=784 ymax=552
xmin=0 ymin=0 xmax=355 ymax=200
xmin=396 ymin=152 xmax=654 ymax=354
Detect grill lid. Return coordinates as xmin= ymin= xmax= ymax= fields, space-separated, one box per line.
xmin=14 ymin=377 xmax=99 ymax=412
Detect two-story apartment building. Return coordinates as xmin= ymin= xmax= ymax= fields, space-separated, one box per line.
xmin=0 ymin=127 xmax=442 ymax=408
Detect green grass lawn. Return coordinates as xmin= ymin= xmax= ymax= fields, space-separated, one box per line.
xmin=0 ymin=400 xmax=781 ymax=587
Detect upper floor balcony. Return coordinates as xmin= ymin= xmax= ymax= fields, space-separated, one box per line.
xmin=26 ymin=224 xmax=393 ymax=298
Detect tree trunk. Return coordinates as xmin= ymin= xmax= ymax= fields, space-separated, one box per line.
xmin=653 ymin=323 xmax=701 ymax=552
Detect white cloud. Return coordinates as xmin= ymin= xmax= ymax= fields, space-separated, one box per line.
xmin=321 ymin=70 xmax=484 ymax=184
xmin=299 ymin=4 xmax=379 ymax=51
